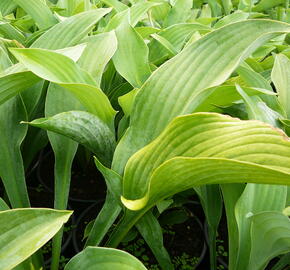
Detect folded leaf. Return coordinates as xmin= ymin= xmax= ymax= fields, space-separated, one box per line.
xmin=122 ymin=113 xmax=290 ymax=208
xmin=113 ymin=19 xmax=290 ymax=175
xmin=248 ymin=211 xmax=290 ymax=270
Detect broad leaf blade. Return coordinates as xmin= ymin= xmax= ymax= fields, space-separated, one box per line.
xmin=0 ymin=208 xmax=72 ymax=270
xmin=64 ymin=247 xmax=147 ymax=270
xmin=113 ymin=19 xmax=290 ymax=175
xmin=122 ymin=113 xmax=290 ymax=208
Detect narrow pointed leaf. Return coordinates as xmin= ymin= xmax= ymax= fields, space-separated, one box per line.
xmin=31 ymin=9 xmax=112 ymax=50
xmin=272 ymin=54 xmax=290 ymax=118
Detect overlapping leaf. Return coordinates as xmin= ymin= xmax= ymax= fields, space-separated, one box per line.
xmin=112 ymin=20 xmax=290 ymax=175
xmin=121 ymin=113 xmax=290 ymax=209
xmin=10 ymin=48 xmax=116 ymax=128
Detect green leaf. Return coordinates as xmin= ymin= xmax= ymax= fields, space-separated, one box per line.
xmin=44 ymin=83 xmax=83 ymax=270
xmin=121 ymin=112 xmax=290 ymax=209
xmin=12 ymin=0 xmax=58 ymax=29
xmin=252 ymin=0 xmax=285 ymax=12
xmin=163 ymin=0 xmax=192 ymax=27
xmin=10 ymin=48 xmax=116 ymax=128
xmin=136 ymin=212 xmax=173 ymax=270
xmin=113 ymin=19 xmax=151 ymax=88
xmin=64 ymin=247 xmax=147 ymax=270
xmin=10 ymin=48 xmax=95 ymax=85
xmin=26 ymin=111 xmax=116 ymax=166
xmin=0 ymin=22 xmax=25 ymax=43
xmin=235 ymin=184 xmax=287 ymax=270
xmin=0 ymin=71 xmax=40 ymax=105
xmin=0 ymin=198 xmax=9 ymax=211
xmin=0 ymin=208 xmax=72 ymax=270
xmin=272 ymin=54 xmax=290 ymax=118
xmin=31 ymin=9 xmax=111 ymax=49
xmin=248 ymin=211 xmax=290 ymax=270
xmin=112 ymin=19 xmax=290 ymax=175
xmin=141 ymin=157 xmax=290 ymax=211
xmin=79 ymin=31 xmax=118 ymax=87
xmin=0 ymin=1 xmax=17 ymax=16
xmin=149 ymin=23 xmax=210 ymax=64
xmin=0 ymin=96 xmax=29 ymax=208
xmin=235 ymin=84 xmax=281 ymax=127
xmin=213 ymin=11 xmax=249 ymax=28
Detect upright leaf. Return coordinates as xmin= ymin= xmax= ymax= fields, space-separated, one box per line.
xmin=12 ymin=0 xmax=58 ymax=29
xmin=0 ymin=96 xmax=29 ymax=208
xmin=113 ymin=19 xmax=151 ymax=88
xmin=272 ymin=54 xmax=290 ymax=117
xmin=31 ymin=9 xmax=111 ymax=49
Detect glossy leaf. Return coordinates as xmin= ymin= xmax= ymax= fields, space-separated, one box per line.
xmin=26 ymin=111 xmax=116 ymax=166
xmin=65 ymin=247 xmax=147 ymax=270
xmin=0 ymin=208 xmax=72 ymax=270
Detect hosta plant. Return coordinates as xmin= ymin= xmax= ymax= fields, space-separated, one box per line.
xmin=0 ymin=0 xmax=290 ymax=269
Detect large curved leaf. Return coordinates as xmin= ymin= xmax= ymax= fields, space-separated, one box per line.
xmin=136 ymin=158 xmax=290 ymax=211
xmin=64 ymin=247 xmax=147 ymax=270
xmin=0 ymin=208 xmax=72 ymax=270
xmin=10 ymin=48 xmax=116 ymax=128
xmin=112 ymin=19 xmax=290 ymax=175
xmin=121 ymin=113 xmax=290 ymax=209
